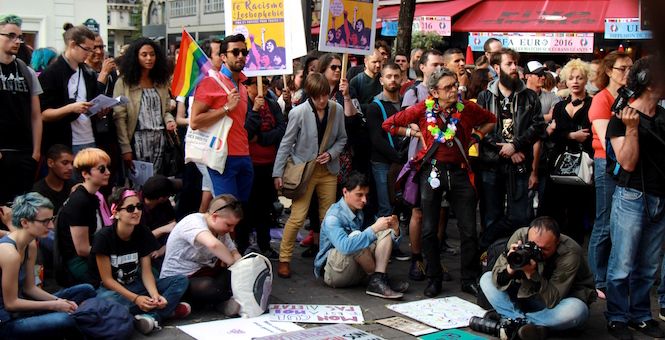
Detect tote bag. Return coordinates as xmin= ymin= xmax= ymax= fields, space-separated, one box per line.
xmin=550 ymin=148 xmax=594 ymax=186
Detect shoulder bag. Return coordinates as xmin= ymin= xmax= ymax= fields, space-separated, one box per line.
xmin=550 ymin=144 xmax=594 ymax=186
xmin=282 ymin=101 xmax=337 ymax=200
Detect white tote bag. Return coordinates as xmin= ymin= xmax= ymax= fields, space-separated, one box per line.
xmin=184 ymin=73 xmax=234 ymax=174
xmin=228 ymin=252 xmax=273 ymax=318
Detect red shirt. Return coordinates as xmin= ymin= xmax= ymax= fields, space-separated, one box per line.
xmin=383 ymin=100 xmax=497 ymax=167
xmin=588 ymin=88 xmax=614 ymax=159
xmin=194 ymin=71 xmax=249 ymax=156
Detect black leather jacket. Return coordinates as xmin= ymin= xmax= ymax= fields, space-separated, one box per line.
xmin=476 ymin=79 xmax=546 ymax=172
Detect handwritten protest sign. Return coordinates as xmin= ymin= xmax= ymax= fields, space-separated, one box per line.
xmin=269 ymin=304 xmax=364 ymax=324
xmin=386 ymin=297 xmax=486 ymax=330
xmin=255 ymin=324 xmax=385 ymax=340
xmin=177 ymin=314 xmax=302 ymax=340
xmin=318 ymin=0 xmax=378 ymax=55
xmin=225 ymin=0 xmax=293 ymax=75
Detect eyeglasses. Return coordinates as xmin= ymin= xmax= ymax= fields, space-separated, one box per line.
xmin=437 ymin=82 xmax=459 ymax=92
xmin=32 ymin=216 xmax=56 ymax=226
xmin=77 ymin=43 xmax=93 ymax=54
xmin=0 ymin=32 xmax=25 ymax=43
xmin=93 ymin=165 xmax=110 ymax=174
xmin=227 ymin=48 xmax=249 ymax=57
xmin=613 ymin=66 xmax=631 ymax=74
xmin=117 ymin=203 xmax=144 ymax=213
xmin=212 ymin=201 xmax=241 ymax=215
xmin=329 ymin=65 xmax=341 ymax=71
xmin=93 ymin=45 xmax=106 ymax=51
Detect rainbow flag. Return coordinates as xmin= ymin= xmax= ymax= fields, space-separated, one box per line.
xmin=171 ymin=29 xmax=213 ymax=98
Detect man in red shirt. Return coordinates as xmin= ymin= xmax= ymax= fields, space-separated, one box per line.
xmin=190 ymin=34 xmax=253 ymax=202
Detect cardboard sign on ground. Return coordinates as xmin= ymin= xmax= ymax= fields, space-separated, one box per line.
xmin=376 ymin=316 xmax=438 ymax=336
xmin=386 ymin=297 xmax=486 ymax=330
xmin=255 ymin=324 xmax=385 ymax=340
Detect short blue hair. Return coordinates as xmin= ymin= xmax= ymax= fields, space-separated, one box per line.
xmin=31 ymin=48 xmax=58 ymax=72
xmin=12 ymin=193 xmax=54 ymax=227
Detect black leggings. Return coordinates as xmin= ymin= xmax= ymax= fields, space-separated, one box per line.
xmin=186 ymin=268 xmax=232 ymax=305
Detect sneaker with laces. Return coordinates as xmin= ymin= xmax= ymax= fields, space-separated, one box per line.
xmin=171 ymin=302 xmax=191 ymax=319
xmin=261 ymin=247 xmax=279 ymax=261
xmin=607 ymin=321 xmax=633 ymax=340
xmin=135 ymin=314 xmax=155 ymax=335
xmin=391 ymin=248 xmax=411 ymax=261
xmin=384 ymin=274 xmax=409 ymax=293
xmin=628 ymin=319 xmax=664 ymax=338
xmin=409 ymin=260 xmax=426 ymax=281
xmin=299 ymin=230 xmax=314 ymax=247
xmin=366 ymin=274 xmax=403 ymax=299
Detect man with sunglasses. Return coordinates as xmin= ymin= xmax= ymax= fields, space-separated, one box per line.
xmin=191 ymin=34 xmax=254 ymax=204
xmin=524 ymin=60 xmax=561 ymax=211
xmin=0 ymin=14 xmax=43 ymax=205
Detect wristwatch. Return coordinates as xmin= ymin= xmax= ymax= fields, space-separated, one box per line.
xmin=458 ymin=86 xmax=467 ymax=92
xmin=223 ymin=105 xmax=230 ymax=114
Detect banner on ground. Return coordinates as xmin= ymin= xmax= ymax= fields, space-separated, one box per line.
xmin=225 ymin=0 xmax=293 ymax=76
xmin=386 ymin=297 xmax=486 ymax=330
xmin=318 ymin=0 xmax=378 ymax=55
xmin=255 ymin=324 xmax=385 ymax=340
xmin=468 ymin=32 xmax=594 ymax=54
xmin=605 ymin=18 xmax=652 ymax=39
xmin=376 ymin=316 xmax=438 ymax=336
xmin=176 ymin=314 xmax=302 ymax=340
xmin=268 ymin=304 xmax=364 ymax=324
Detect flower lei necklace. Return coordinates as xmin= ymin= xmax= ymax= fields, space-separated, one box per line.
xmin=425 ymin=96 xmax=464 ymax=144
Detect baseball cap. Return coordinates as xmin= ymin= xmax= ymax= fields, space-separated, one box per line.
xmin=142 ymin=175 xmax=181 ymax=200
xmin=525 ymin=60 xmax=547 ymax=75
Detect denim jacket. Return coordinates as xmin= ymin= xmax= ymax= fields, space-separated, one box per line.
xmin=314 ymin=198 xmax=400 ymax=278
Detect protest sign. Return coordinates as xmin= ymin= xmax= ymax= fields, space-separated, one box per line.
xmin=318 ymin=0 xmax=378 ymax=55
xmin=386 ymin=297 xmax=486 ymax=330
xmin=376 ymin=316 xmax=438 ymax=336
xmin=177 ymin=314 xmax=302 ymax=340
xmin=255 ymin=324 xmax=385 ymax=340
xmin=269 ymin=304 xmax=364 ymax=324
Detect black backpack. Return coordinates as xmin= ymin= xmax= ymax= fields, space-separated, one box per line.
xmin=477 ymin=236 xmax=510 ymax=310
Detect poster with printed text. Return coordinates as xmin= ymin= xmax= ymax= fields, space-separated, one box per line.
xmin=225 ymin=0 xmax=293 ymax=76
xmin=317 ymin=0 xmax=378 ymax=55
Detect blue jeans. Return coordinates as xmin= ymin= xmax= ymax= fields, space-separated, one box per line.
xmin=587 ymin=158 xmax=618 ymax=290
xmin=371 ymin=161 xmax=392 ymax=217
xmin=605 ymin=187 xmax=665 ymax=323
xmin=208 ymin=155 xmax=254 ymax=201
xmin=479 ymin=272 xmax=589 ymax=331
xmin=479 ymin=169 xmax=531 ymax=248
xmin=96 ymin=275 xmax=189 ymax=323
xmin=0 ymin=284 xmax=96 ymax=340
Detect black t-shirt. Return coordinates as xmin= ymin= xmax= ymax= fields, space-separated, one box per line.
xmin=606 ymin=106 xmax=665 ymax=197
xmin=87 ymin=224 xmax=160 ymax=288
xmin=57 ymin=185 xmax=103 ymax=262
xmin=0 ymin=61 xmax=33 ymax=151
xmin=31 ymin=178 xmax=76 ymax=214
xmin=498 ymin=91 xmax=516 ymax=142
xmin=140 ymin=200 xmax=175 ymax=246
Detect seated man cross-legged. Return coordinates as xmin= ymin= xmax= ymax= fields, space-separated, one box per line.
xmin=479 ymin=216 xmax=596 ymax=339
xmin=314 ymin=171 xmax=408 ymax=299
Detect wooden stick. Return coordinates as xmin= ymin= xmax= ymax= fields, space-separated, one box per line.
xmin=341 ymin=53 xmax=348 ymax=80
xmin=282 ymin=74 xmax=287 ymax=90
xmin=258 ymin=75 xmax=263 ymax=95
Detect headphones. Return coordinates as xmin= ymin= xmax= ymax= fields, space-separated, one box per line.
xmin=637 ymin=69 xmax=650 ymax=86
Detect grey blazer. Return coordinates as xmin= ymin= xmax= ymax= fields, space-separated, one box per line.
xmin=272 ymin=100 xmax=347 ymax=178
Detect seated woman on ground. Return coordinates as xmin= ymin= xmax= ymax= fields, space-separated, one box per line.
xmin=0 ymin=193 xmax=96 ymax=339
xmin=89 ymin=187 xmax=190 ymax=335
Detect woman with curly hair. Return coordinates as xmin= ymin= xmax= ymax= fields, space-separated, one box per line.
xmin=113 ymin=38 xmax=176 ymax=176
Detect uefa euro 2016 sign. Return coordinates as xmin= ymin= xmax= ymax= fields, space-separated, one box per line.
xmin=468 ymin=32 xmax=594 ymax=54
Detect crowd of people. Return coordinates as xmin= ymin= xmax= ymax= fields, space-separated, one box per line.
xmin=1 ymin=12 xmax=665 ymax=340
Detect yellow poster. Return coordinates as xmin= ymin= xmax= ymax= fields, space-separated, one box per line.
xmin=225 ymin=0 xmax=293 ymax=76
xmin=318 ymin=0 xmax=378 ymax=55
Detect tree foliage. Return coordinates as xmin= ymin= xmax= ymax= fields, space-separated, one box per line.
xmin=411 ymin=32 xmax=444 ymax=50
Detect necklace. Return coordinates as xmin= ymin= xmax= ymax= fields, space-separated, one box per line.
xmin=425 ymin=97 xmax=464 ymax=144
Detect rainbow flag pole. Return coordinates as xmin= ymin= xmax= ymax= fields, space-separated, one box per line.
xmin=171 ymin=26 xmax=214 ymax=98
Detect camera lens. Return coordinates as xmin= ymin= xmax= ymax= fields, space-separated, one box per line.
xmin=469 ymin=316 xmax=502 ymax=336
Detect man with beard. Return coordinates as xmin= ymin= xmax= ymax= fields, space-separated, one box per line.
xmin=476 ymin=48 xmax=545 ymax=249
xmin=366 ymin=63 xmax=405 ymax=217
xmin=442 ymin=48 xmax=470 ymax=99
xmin=408 ymin=48 xmax=423 ymax=80
xmin=191 ymin=34 xmax=253 ymax=203
xmin=32 ymin=144 xmax=76 ymax=214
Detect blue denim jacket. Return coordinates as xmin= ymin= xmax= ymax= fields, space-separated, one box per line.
xmin=314 ymin=198 xmax=400 ymax=278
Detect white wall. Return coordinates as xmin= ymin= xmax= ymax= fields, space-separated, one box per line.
xmin=2 ymin=0 xmax=107 ymax=52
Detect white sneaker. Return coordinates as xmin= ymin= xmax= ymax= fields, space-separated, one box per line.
xmin=134 ymin=314 xmax=155 ymax=334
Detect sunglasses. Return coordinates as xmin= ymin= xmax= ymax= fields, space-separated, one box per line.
xmin=227 ymin=48 xmax=249 ymax=57
xmin=32 ymin=216 xmax=56 ymax=226
xmin=117 ymin=203 xmax=144 ymax=213
xmin=213 ymin=201 xmax=241 ymax=214
xmin=93 ymin=164 xmax=110 ymax=174
xmin=329 ymin=65 xmax=341 ymax=71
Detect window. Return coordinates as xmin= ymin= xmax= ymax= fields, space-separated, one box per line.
xmin=170 ymin=0 xmax=197 ymax=17
xmin=204 ymin=0 xmax=223 ymax=13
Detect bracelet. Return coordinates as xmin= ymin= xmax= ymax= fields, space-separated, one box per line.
xmin=471 ymin=130 xmax=484 ymax=144
xmin=223 ymin=105 xmax=230 ymax=114
xmin=133 ymin=295 xmax=140 ymax=303
xmin=406 ymin=127 xmax=412 ymax=137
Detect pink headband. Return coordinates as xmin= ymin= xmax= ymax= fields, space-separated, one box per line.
xmin=110 ymin=190 xmax=138 ymax=216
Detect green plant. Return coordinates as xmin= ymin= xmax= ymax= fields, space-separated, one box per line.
xmin=411 ymin=31 xmax=443 ymax=50
xmin=131 ymin=3 xmax=143 ymax=40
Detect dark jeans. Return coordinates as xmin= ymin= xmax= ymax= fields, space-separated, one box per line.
xmin=0 ymin=284 xmax=96 ymax=340
xmin=479 ymin=168 xmax=531 ymax=248
xmin=176 ymin=162 xmax=203 ymax=221
xmin=420 ymin=163 xmax=479 ymax=281
xmin=0 ymin=151 xmax=38 ymax=204
xmin=236 ymin=163 xmax=277 ymax=253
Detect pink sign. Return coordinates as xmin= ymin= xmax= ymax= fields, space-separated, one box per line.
xmin=412 ymin=16 xmax=451 ymax=36
xmin=468 ymin=32 xmax=594 ymax=54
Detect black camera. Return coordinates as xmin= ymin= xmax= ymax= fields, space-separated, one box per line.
xmin=611 ymin=86 xmax=635 ymax=118
xmin=469 ymin=316 xmax=521 ymax=338
xmin=507 ymin=241 xmax=542 ymax=270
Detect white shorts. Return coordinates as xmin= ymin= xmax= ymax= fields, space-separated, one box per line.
xmin=196 ymin=163 xmax=214 ymax=194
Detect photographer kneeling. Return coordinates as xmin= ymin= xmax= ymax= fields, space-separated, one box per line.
xmin=478 ymin=216 xmax=596 ymax=339
xmin=605 ymin=56 xmax=665 ymax=340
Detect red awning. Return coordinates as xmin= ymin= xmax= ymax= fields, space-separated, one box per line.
xmin=376 ymin=0 xmax=482 ymax=28
xmin=453 ymin=0 xmax=610 ymax=33
xmin=605 ymin=0 xmax=639 ymax=18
